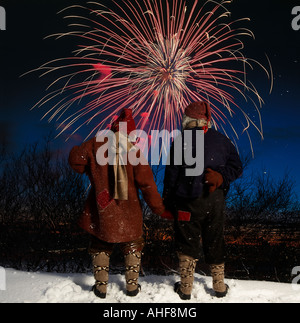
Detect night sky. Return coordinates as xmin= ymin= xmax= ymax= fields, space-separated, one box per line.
xmin=1 ymin=0 xmax=300 ymax=195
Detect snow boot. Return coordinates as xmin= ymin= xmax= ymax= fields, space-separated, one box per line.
xmin=92 ymin=251 xmax=110 ymax=299
xmin=175 ymin=253 xmax=198 ymax=300
xmin=210 ymin=264 xmax=229 ymax=298
xmin=124 ymin=251 xmax=142 ymax=297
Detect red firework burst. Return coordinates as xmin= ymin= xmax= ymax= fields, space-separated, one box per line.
xmin=26 ymin=0 xmax=272 ymax=153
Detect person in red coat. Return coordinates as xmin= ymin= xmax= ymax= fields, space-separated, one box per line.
xmin=69 ymin=109 xmax=165 ymax=298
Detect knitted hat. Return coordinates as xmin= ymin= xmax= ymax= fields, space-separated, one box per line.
xmin=111 ymin=109 xmax=136 ymax=136
xmin=184 ymin=101 xmax=211 ymax=121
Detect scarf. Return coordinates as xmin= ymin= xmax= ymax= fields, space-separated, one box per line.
xmin=182 ymin=115 xmax=212 ymax=134
xmin=111 ymin=132 xmax=135 ymax=200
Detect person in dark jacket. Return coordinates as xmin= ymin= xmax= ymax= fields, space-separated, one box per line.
xmin=163 ymin=101 xmax=243 ymax=300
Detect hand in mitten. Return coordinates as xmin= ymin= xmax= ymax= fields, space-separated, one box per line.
xmin=204 ymin=168 xmax=224 ymax=193
xmin=159 ymin=210 xmax=174 ymax=220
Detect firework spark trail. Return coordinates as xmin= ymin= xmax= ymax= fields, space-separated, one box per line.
xmin=25 ymin=0 xmax=272 ymax=154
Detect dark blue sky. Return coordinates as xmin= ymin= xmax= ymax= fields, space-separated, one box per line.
xmin=1 ymin=0 xmax=300 ymax=195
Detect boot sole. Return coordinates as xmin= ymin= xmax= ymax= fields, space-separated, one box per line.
xmin=174 ymin=282 xmax=191 ymax=300
xmin=127 ymin=284 xmax=141 ymax=297
xmin=215 ymin=284 xmax=229 ymax=298
xmin=92 ymin=285 xmax=107 ymax=299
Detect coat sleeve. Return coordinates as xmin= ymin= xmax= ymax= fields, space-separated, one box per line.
xmin=68 ymin=141 xmax=90 ymax=174
xmin=133 ymin=152 xmax=165 ymax=216
xmin=215 ymin=141 xmax=243 ymax=188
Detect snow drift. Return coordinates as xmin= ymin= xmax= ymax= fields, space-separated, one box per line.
xmin=0 ymin=269 xmax=299 ymax=303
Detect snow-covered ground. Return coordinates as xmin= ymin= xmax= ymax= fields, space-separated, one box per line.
xmin=0 ymin=268 xmax=299 ymax=303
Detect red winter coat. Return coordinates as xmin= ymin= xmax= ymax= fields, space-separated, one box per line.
xmin=69 ymin=137 xmax=165 ymax=243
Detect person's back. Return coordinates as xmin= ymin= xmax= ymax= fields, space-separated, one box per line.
xmin=163 ymin=101 xmax=243 ymax=300
xmin=165 ymin=127 xmax=243 ymax=200
xmin=69 ymin=108 xmax=165 ymax=298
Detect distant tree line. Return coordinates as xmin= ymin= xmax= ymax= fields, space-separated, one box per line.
xmin=0 ymin=136 xmax=87 ymax=227
xmin=0 ymin=136 xmax=90 ymax=272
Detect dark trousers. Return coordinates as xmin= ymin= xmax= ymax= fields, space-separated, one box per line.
xmin=173 ymin=189 xmax=226 ymax=264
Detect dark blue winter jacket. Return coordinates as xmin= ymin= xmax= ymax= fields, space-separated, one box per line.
xmin=163 ymin=127 xmax=243 ymax=200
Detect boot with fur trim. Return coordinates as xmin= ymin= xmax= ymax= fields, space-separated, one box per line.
xmin=91 ymin=251 xmax=110 ymax=299
xmin=210 ymin=263 xmax=229 ymax=298
xmin=124 ymin=251 xmax=142 ymax=297
xmin=175 ymin=253 xmax=198 ymax=300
